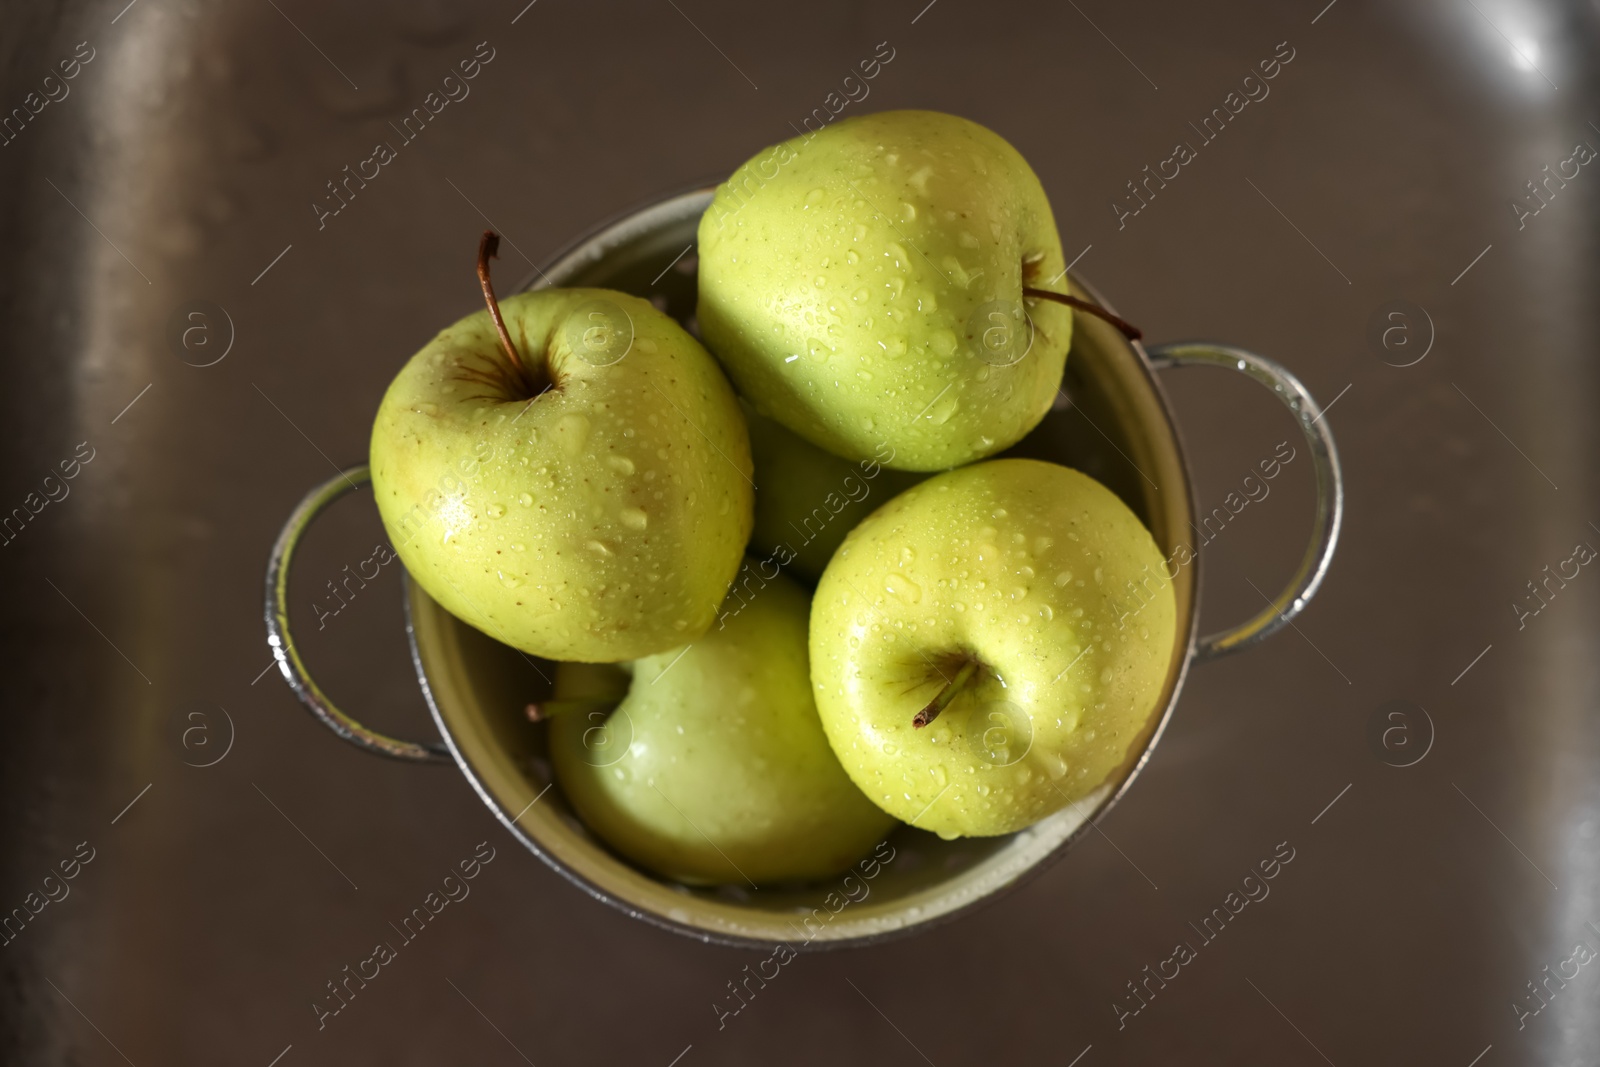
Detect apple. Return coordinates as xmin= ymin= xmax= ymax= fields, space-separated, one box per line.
xmin=697 ymin=109 xmax=1076 ymax=472
xmin=808 ymin=458 xmax=1177 ymax=838
xmin=371 ymin=233 xmax=752 ymax=663
xmin=746 ymin=404 xmax=924 ymax=582
xmin=544 ymin=567 xmax=896 ymax=885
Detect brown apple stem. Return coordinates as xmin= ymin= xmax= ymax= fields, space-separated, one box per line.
xmin=1022 ymin=286 xmax=1143 ymax=342
xmin=525 ymin=698 xmax=619 ymax=723
xmin=477 ymin=230 xmax=526 ymax=374
xmin=913 ymin=660 xmax=979 ymax=729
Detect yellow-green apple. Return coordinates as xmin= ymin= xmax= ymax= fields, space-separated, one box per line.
xmin=546 ymin=567 xmax=895 ymax=884
xmin=809 ymin=458 xmax=1177 ymax=838
xmin=746 ymin=405 xmax=924 ymax=582
xmin=371 ymin=233 xmax=752 ymax=663
xmin=697 ymin=109 xmax=1075 ymax=472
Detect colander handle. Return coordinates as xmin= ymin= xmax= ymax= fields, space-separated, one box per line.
xmin=264 ymin=464 xmax=451 ymax=762
xmin=1146 ymin=342 xmax=1344 ymax=662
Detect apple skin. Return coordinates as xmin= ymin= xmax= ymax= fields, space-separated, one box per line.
xmin=371 ymin=288 xmax=752 ymax=663
xmin=697 ymin=109 xmax=1072 ymax=472
xmin=746 ymin=404 xmax=925 ymax=582
xmin=549 ymin=568 xmax=896 ymax=885
xmin=809 ymin=459 xmax=1176 ymax=838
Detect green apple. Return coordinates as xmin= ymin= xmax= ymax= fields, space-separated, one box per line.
xmin=746 ymin=404 xmax=924 ymax=582
xmin=697 ymin=109 xmax=1073 ymax=472
xmin=809 ymin=458 xmax=1177 ymax=838
xmin=372 ymin=258 xmax=753 ymax=663
xmin=547 ymin=567 xmax=896 ymax=885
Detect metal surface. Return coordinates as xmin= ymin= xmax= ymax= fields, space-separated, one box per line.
xmin=3 ymin=1 xmax=1596 ymax=1064
xmin=1147 ymin=342 xmax=1344 ymax=661
xmin=266 ymin=463 xmax=449 ymax=763
xmin=262 ymin=189 xmax=1341 ymax=948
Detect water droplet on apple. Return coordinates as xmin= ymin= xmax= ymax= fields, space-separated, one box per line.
xmin=928 ymin=394 xmax=959 ymax=425
xmin=511 ymin=542 xmax=525 ymax=552
xmin=805 ymin=188 xmax=825 ymax=205
xmin=620 ymin=507 xmax=649 ymax=531
xmin=1039 ymin=605 xmax=1054 ymax=622
xmin=883 ymin=574 xmax=921 ymax=604
xmin=498 ymin=572 xmax=522 ymax=589
xmin=607 ymin=455 xmax=635 ymax=475
xmin=586 ymin=540 xmax=611 ymax=557
xmin=486 ymin=503 xmax=505 ymax=519
xmin=413 ymin=401 xmax=439 ymax=416
xmin=556 ymin=413 xmax=590 ymax=456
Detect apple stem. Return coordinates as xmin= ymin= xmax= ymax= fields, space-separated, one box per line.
xmin=525 ymin=698 xmax=619 ymax=723
xmin=913 ymin=660 xmax=979 ymax=729
xmin=1022 ymin=286 xmax=1143 ymax=342
xmin=477 ymin=230 xmax=528 ymax=376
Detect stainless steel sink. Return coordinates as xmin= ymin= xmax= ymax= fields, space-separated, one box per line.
xmin=2 ymin=1 xmax=1597 ymax=1063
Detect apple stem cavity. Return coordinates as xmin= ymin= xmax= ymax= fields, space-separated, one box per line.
xmin=525 ymin=698 xmax=620 ymax=723
xmin=476 ymin=230 xmax=551 ymax=398
xmin=913 ymin=659 xmax=979 ymax=729
xmin=1022 ymin=287 xmax=1143 ymax=342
